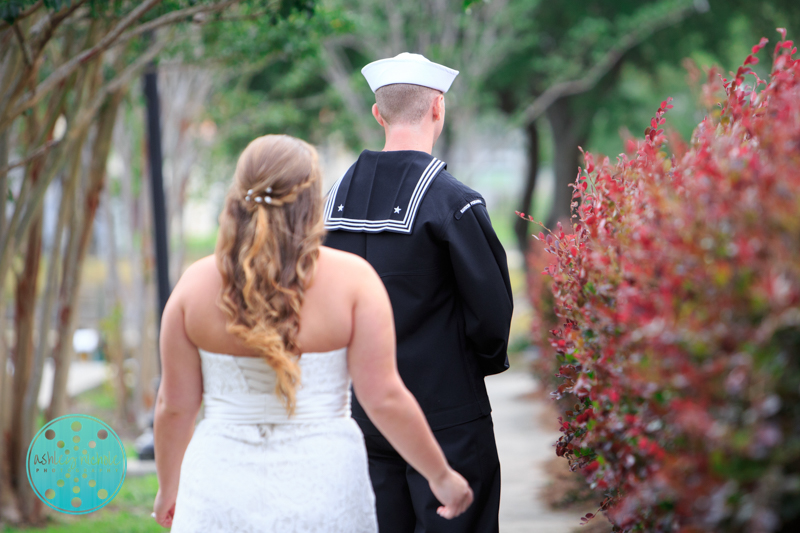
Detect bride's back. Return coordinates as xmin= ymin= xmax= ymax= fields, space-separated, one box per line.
xmin=161 ymin=133 xmax=392 ymax=417
xmin=177 ymin=246 xmax=364 ymax=358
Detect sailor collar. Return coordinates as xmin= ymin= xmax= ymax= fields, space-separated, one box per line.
xmin=324 ymin=150 xmax=446 ymax=234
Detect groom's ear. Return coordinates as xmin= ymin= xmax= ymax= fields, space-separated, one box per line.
xmin=431 ymin=94 xmax=445 ymax=122
xmin=372 ymin=103 xmax=387 ymax=128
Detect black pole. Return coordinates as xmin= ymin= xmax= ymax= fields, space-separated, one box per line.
xmin=143 ymin=62 xmax=170 ymax=365
xmin=137 ymin=35 xmax=169 ymax=461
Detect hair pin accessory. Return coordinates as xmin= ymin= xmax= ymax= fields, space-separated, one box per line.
xmin=245 ymin=187 xmax=277 ymax=206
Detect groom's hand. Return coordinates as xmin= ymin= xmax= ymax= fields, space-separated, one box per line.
xmin=153 ymin=489 xmax=177 ymax=528
xmin=430 ymin=467 xmax=474 ymax=519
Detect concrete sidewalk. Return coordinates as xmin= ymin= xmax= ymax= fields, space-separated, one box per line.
xmin=37 ymin=360 xmax=108 ymax=409
xmin=486 ymin=370 xmax=580 ymax=533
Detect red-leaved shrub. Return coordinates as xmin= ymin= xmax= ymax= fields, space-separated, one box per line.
xmin=524 ymin=31 xmax=800 ymax=532
xmin=525 ymin=243 xmax=560 ymax=387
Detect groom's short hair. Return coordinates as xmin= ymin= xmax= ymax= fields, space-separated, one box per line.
xmin=375 ymin=84 xmax=441 ymax=125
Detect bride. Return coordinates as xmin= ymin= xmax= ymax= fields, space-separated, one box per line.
xmin=151 ymin=134 xmax=473 ymax=531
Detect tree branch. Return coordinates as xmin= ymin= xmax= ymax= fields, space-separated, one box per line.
xmin=522 ymin=3 xmax=696 ymax=125
xmin=212 ymin=9 xmax=273 ymax=22
xmin=1 ymin=0 xmax=246 ymax=134
xmin=115 ymin=0 xmax=241 ymax=43
xmin=0 ymin=1 xmax=43 ymax=32
xmin=71 ymin=31 xmax=172 ymax=136
xmin=0 ymin=0 xmax=163 ymax=132
xmin=321 ymin=43 xmax=373 ymax=146
xmin=0 ymin=139 xmax=59 ymax=175
xmin=12 ymin=23 xmax=33 ymax=68
xmin=29 ymin=0 xmax=88 ymax=57
xmin=12 ymin=31 xmax=171 ymax=250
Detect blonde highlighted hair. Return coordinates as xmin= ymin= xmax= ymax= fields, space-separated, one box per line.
xmin=215 ymin=134 xmax=324 ymax=413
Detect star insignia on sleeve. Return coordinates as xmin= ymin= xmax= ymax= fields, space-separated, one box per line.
xmin=338 ymin=204 xmax=344 ymax=212
xmin=394 ymin=206 xmax=402 ymax=214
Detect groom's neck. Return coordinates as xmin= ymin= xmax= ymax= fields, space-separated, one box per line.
xmin=381 ymin=123 xmax=435 ymax=154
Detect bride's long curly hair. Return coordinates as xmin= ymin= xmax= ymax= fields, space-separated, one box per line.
xmin=215 ymin=135 xmax=324 ymax=414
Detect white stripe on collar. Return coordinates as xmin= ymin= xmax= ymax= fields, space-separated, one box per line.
xmin=323 ymin=158 xmax=444 ymax=234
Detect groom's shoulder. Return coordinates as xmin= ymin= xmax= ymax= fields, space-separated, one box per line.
xmin=427 ymin=169 xmax=484 ymax=211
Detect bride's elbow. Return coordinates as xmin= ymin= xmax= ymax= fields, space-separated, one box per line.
xmin=155 ymin=390 xmax=201 ymax=419
xmin=355 ymin=381 xmax=408 ymax=420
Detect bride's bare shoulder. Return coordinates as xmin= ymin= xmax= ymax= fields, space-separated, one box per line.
xmin=313 ymin=247 xmax=381 ymax=294
xmin=174 ymin=255 xmax=221 ymax=294
xmin=317 ymin=246 xmax=375 ymax=276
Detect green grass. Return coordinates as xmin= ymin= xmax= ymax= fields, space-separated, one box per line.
xmin=123 ymin=440 xmax=138 ymax=461
xmin=2 ymin=475 xmax=161 ymax=533
xmin=73 ymin=384 xmax=116 ymax=413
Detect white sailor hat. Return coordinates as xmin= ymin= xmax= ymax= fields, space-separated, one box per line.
xmin=361 ymin=53 xmax=459 ymax=93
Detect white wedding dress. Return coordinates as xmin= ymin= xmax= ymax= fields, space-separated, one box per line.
xmin=169 ymin=348 xmax=378 ymax=532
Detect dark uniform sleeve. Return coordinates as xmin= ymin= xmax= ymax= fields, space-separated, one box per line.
xmin=440 ymin=199 xmax=513 ymax=376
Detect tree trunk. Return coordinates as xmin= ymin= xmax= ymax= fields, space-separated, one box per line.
xmin=138 ymin=147 xmax=160 ymax=415
xmin=25 ymin=51 xmax=86 ymax=470
xmin=8 ymin=106 xmax=46 ymax=523
xmin=545 ymin=95 xmax=592 ymax=229
xmin=9 ymin=205 xmax=43 ymax=524
xmin=35 ymin=138 xmax=82 ymax=424
xmin=0 ymin=126 xmax=9 ymax=508
xmin=102 ymin=186 xmax=130 ymax=426
xmin=45 ymin=151 xmax=83 ymax=422
xmin=113 ymin=106 xmax=148 ymax=424
xmin=44 ymin=134 xmax=89 ymax=422
xmin=47 ymin=92 xmax=123 ymax=421
xmin=513 ymin=119 xmax=540 ymax=258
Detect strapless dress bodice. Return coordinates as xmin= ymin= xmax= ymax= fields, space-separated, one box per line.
xmin=172 ymin=346 xmax=377 ymax=532
xmin=198 ymin=348 xmax=350 ymax=424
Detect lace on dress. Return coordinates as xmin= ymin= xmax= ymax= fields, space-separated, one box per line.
xmin=169 ymin=349 xmax=378 ymax=533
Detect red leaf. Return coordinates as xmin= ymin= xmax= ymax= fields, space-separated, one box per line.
xmin=752 ymin=36 xmax=769 ymax=54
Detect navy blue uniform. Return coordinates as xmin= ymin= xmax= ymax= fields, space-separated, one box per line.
xmin=324 ymin=150 xmax=513 ymax=532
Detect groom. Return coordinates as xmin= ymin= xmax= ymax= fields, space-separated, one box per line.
xmin=324 ymin=53 xmax=513 ymax=532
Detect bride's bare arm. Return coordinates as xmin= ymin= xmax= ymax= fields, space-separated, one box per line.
xmin=346 ymin=260 xmax=473 ymax=519
xmin=153 ymin=290 xmax=203 ymax=528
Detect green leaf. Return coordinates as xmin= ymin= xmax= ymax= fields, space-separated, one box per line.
xmin=0 ymin=0 xmax=25 ymax=24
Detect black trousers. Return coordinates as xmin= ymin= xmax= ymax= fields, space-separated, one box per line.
xmin=361 ymin=414 xmax=501 ymax=533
